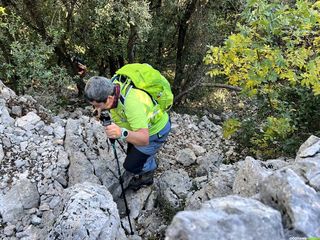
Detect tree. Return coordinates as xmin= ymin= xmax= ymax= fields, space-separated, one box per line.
xmin=0 ymin=0 xmax=151 ymax=96
xmin=205 ymin=0 xmax=320 ymax=158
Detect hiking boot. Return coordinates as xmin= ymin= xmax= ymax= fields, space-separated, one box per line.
xmin=126 ymin=171 xmax=154 ymax=191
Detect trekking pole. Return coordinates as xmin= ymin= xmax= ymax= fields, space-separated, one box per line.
xmin=99 ymin=110 xmax=134 ymax=235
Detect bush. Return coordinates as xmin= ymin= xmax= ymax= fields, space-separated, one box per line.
xmin=205 ymin=0 xmax=320 ymax=158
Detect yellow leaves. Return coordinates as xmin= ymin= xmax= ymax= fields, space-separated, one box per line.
xmin=263 ymin=117 xmax=294 ymax=140
xmin=74 ymin=45 xmax=86 ymax=54
xmin=313 ymin=1 xmax=320 ymax=9
xmin=245 ymin=79 xmax=257 ymax=89
xmin=0 ymin=6 xmax=6 ymax=16
xmin=280 ymin=70 xmax=297 ymax=85
xmin=204 ymin=47 xmax=220 ymax=65
xmin=313 ymin=36 xmax=320 ymax=49
xmin=312 ymin=83 xmax=320 ymax=95
xmin=207 ymin=68 xmax=221 ymax=77
xmin=287 ymin=47 xmax=313 ymax=69
xmin=222 ymin=118 xmax=241 ymax=139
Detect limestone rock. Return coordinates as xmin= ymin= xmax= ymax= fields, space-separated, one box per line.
xmin=47 ymin=182 xmax=127 ymax=240
xmin=176 ymin=148 xmax=197 ymax=167
xmin=185 ymin=164 xmax=236 ymax=210
xmin=166 ymin=195 xmax=285 ymax=240
xmin=15 ymin=112 xmax=41 ymax=131
xmin=157 ymin=169 xmax=192 ymax=209
xmin=0 ymin=100 xmax=14 ymax=126
xmin=0 ymin=145 xmax=4 ymax=162
xmin=296 ymin=135 xmax=320 ymax=159
xmin=260 ymin=168 xmax=320 ymax=237
xmin=233 ymin=156 xmax=272 ymax=197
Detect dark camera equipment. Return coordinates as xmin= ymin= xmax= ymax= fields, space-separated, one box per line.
xmin=99 ymin=110 xmax=112 ymax=127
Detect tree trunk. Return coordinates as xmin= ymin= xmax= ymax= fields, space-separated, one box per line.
xmin=109 ymin=56 xmax=118 ymax=76
xmin=127 ymin=24 xmax=138 ymax=63
xmin=173 ymin=0 xmax=198 ymax=97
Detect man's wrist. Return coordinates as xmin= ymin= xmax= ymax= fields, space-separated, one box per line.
xmin=120 ymin=128 xmax=129 ymax=140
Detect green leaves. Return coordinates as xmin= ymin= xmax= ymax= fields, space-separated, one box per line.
xmin=223 ymin=118 xmax=241 ymax=139
xmin=205 ymin=0 xmax=320 ymax=158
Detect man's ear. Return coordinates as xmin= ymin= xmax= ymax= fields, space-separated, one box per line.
xmin=106 ymin=96 xmax=114 ymax=107
xmin=107 ymin=96 xmax=114 ymax=101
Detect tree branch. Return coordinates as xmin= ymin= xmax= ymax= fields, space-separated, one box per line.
xmin=174 ymin=81 xmax=242 ymax=103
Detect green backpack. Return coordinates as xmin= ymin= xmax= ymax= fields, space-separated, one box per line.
xmin=113 ymin=63 xmax=174 ymax=111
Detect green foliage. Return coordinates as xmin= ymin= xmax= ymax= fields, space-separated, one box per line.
xmin=223 ymin=118 xmax=241 ymax=139
xmin=71 ymin=0 xmax=151 ymax=68
xmin=205 ymin=0 xmax=320 ymax=158
xmin=0 ymin=11 xmax=71 ymax=106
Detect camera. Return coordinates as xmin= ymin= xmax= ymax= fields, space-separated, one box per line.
xmin=95 ymin=109 xmax=112 ymax=126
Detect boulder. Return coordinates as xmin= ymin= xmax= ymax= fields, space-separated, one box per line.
xmin=157 ymin=169 xmax=192 ymax=209
xmin=166 ymin=195 xmax=284 ymax=240
xmin=15 ymin=112 xmax=41 ymax=131
xmin=176 ymin=148 xmax=197 ymax=167
xmin=233 ymin=156 xmax=272 ymax=197
xmin=47 ymin=182 xmax=127 ymax=240
xmin=296 ymin=135 xmax=320 ymax=160
xmin=185 ymin=164 xmax=236 ymax=210
xmin=0 ymin=178 xmax=39 ymax=223
xmin=0 ymin=99 xmax=14 ymax=126
xmin=260 ymin=168 xmax=320 ymax=237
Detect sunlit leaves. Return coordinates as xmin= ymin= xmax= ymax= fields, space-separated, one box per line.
xmin=222 ymin=118 xmax=241 ymax=139
xmin=205 ymin=0 xmax=320 ymax=158
xmin=0 ymin=6 xmax=5 ymax=15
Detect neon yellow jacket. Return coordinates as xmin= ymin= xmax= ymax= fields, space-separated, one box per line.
xmin=110 ymin=81 xmax=169 ymax=136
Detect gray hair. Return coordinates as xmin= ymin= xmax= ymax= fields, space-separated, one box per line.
xmin=84 ymin=76 xmax=114 ymax=102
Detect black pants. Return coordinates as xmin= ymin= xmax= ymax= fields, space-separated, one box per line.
xmin=123 ymin=143 xmax=150 ymax=174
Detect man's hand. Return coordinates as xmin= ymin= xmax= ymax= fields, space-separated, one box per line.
xmin=105 ymin=123 xmax=121 ymax=139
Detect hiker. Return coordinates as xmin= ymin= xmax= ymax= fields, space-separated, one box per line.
xmin=84 ymin=65 xmax=171 ymax=190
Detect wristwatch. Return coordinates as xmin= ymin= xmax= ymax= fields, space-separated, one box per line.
xmin=120 ymin=128 xmax=129 ymax=140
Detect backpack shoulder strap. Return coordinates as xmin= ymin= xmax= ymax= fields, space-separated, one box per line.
xmin=112 ymin=75 xmax=133 ymax=105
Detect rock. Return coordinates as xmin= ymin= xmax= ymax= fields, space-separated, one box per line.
xmin=15 ymin=112 xmax=41 ymax=131
xmin=14 ymin=159 xmax=26 ymax=168
xmin=260 ymin=168 xmax=320 ymax=237
xmin=233 ymin=156 xmax=272 ymax=197
xmin=0 ymin=80 xmax=16 ymax=99
xmin=47 ymin=182 xmax=127 ymax=240
xmin=53 ymin=125 xmax=65 ymax=139
xmin=43 ymin=125 xmax=54 ymax=135
xmin=188 ymin=144 xmax=206 ymax=156
xmin=176 ymin=148 xmax=197 ymax=167
xmin=166 ymin=195 xmax=285 ymax=240
xmin=31 ymin=215 xmax=42 ymax=225
xmin=296 ymin=135 xmax=320 ymax=159
xmin=0 ymin=101 xmax=15 ymax=126
xmin=126 ymin=187 xmax=153 ymax=219
xmin=157 ymin=169 xmax=192 ymax=209
xmin=20 ymin=141 xmax=28 ymax=151
xmin=68 ymin=151 xmax=101 ymax=186
xmin=195 ymin=151 xmax=222 ymax=176
xmin=288 ymin=157 xmax=320 ymax=191
xmin=3 ymin=224 xmax=15 ymax=237
xmin=16 ymin=178 xmax=40 ymax=209
xmin=0 ymin=191 xmax=24 ymax=224
xmin=11 ymin=105 xmax=22 ymax=117
xmin=49 ymin=196 xmax=61 ymax=209
xmin=185 ymin=164 xmax=236 ymax=210
xmin=0 ymin=145 xmax=4 ymax=162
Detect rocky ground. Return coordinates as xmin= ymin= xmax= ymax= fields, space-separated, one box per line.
xmin=0 ymin=80 xmax=320 ymax=240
